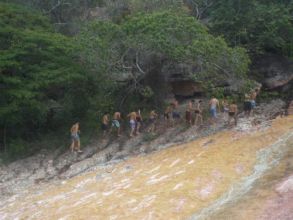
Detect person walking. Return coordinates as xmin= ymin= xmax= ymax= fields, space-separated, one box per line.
xmin=136 ymin=109 xmax=143 ymax=134
xmin=101 ymin=112 xmax=110 ymax=138
xmin=194 ymin=100 xmax=203 ymax=125
xmin=228 ymin=101 xmax=238 ymax=127
xmin=147 ymin=110 xmax=158 ymax=133
xmin=111 ymin=112 xmax=121 ymax=137
xmin=70 ymin=122 xmax=82 ymax=153
xmin=127 ymin=111 xmax=137 ymax=138
xmin=185 ymin=100 xmax=193 ymax=126
xmin=209 ymin=96 xmax=220 ymax=125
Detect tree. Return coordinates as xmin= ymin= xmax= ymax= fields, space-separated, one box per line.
xmin=0 ymin=3 xmax=87 ymax=154
xmin=78 ymin=10 xmax=250 ymax=108
xmin=208 ymin=0 xmax=293 ymax=56
xmin=123 ymin=11 xmax=249 ymax=80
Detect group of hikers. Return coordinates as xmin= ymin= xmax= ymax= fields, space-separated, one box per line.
xmin=101 ymin=110 xmax=159 ymax=138
xmin=69 ymin=88 xmax=260 ymax=153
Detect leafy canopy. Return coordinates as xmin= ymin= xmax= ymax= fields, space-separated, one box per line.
xmin=123 ymin=11 xmax=249 ymax=77
xmin=0 ymin=3 xmax=84 ymax=142
xmin=208 ymin=0 xmax=293 ymax=56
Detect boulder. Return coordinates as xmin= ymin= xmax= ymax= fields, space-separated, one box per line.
xmin=171 ymin=80 xmax=203 ymax=96
xmin=161 ymin=62 xmax=247 ymax=97
xmin=251 ymin=54 xmax=293 ymax=90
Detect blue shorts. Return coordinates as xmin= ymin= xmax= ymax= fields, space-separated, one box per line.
xmin=251 ymin=100 xmax=256 ymax=108
xmin=210 ymin=108 xmax=217 ymax=118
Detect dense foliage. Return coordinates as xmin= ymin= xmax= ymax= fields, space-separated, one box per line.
xmin=0 ymin=3 xmax=98 ymax=156
xmin=208 ymin=0 xmax=293 ymax=56
xmin=123 ymin=11 xmax=249 ymax=76
xmin=77 ymin=11 xmax=250 ymax=109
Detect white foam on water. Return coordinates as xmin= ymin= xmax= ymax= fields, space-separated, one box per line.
xmin=189 ymin=131 xmax=293 ymax=220
xmin=188 ymin=160 xmax=195 ymax=165
xmin=121 ymin=178 xmax=130 ymax=183
xmin=58 ymin=215 xmax=71 ymax=220
xmin=276 ymin=175 xmax=293 ymax=194
xmin=174 ymin=170 xmax=186 ymax=176
xmin=146 ymin=166 xmax=161 ymax=174
xmin=173 ymin=183 xmax=184 ymax=190
xmin=116 ymin=193 xmax=125 ymax=198
xmin=72 ymin=193 xmax=97 ymax=207
xmin=150 ymin=173 xmax=160 ymax=179
xmin=123 ymin=183 xmax=132 ymax=189
xmin=198 ymin=183 xmax=214 ymax=199
xmin=196 ymin=152 xmax=205 ymax=157
xmin=147 ymin=175 xmax=169 ymax=185
xmin=131 ymin=195 xmax=157 ymax=212
xmin=134 ymin=169 xmax=143 ymax=175
xmin=109 ymin=215 xmax=119 ymax=220
xmin=0 ymin=212 xmax=7 ymax=220
xmin=102 ymin=190 xmax=115 ymax=197
xmin=142 ymin=211 xmax=155 ymax=220
xmin=169 ymin=159 xmax=181 ymax=168
xmin=75 ymin=178 xmax=94 ymax=189
xmin=127 ymin=198 xmax=137 ymax=204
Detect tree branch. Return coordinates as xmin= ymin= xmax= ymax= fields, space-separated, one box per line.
xmin=46 ymin=0 xmax=71 ymax=14
xmin=135 ymin=51 xmax=146 ymax=74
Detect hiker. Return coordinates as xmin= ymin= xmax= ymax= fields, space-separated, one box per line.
xmin=250 ymin=88 xmax=260 ymax=116
xmin=185 ymin=100 xmax=193 ymax=125
xmin=228 ymin=101 xmax=238 ymax=127
xmin=136 ymin=109 xmax=143 ymax=134
xmin=147 ymin=110 xmax=158 ymax=133
xmin=127 ymin=111 xmax=137 ymax=137
xmin=194 ymin=100 xmax=203 ymax=125
xmin=171 ymin=99 xmax=180 ymax=125
xmin=209 ymin=96 xmax=220 ymax=124
xmin=222 ymin=98 xmax=229 ymax=119
xmin=111 ymin=112 xmax=121 ymax=137
xmin=101 ymin=112 xmax=110 ymax=138
xmin=244 ymin=93 xmax=252 ymax=117
xmin=70 ymin=122 xmax=82 ymax=153
xmin=164 ymin=104 xmax=172 ymax=127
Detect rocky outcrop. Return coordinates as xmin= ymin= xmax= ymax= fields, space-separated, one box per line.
xmin=252 ymin=54 xmax=293 ymax=90
xmin=161 ymin=62 xmax=248 ymax=97
xmin=171 ymin=80 xmax=203 ymax=96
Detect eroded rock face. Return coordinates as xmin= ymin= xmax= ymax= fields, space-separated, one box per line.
xmin=171 ymin=80 xmax=203 ymax=96
xmin=252 ymin=54 xmax=293 ymax=90
xmin=161 ymin=62 xmax=249 ymax=97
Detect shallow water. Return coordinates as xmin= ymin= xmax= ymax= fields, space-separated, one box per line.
xmin=207 ymin=128 xmax=293 ymax=220
xmin=1 ymin=117 xmax=293 ymax=219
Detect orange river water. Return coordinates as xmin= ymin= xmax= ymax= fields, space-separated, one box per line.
xmin=1 ymin=116 xmax=293 ymax=220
